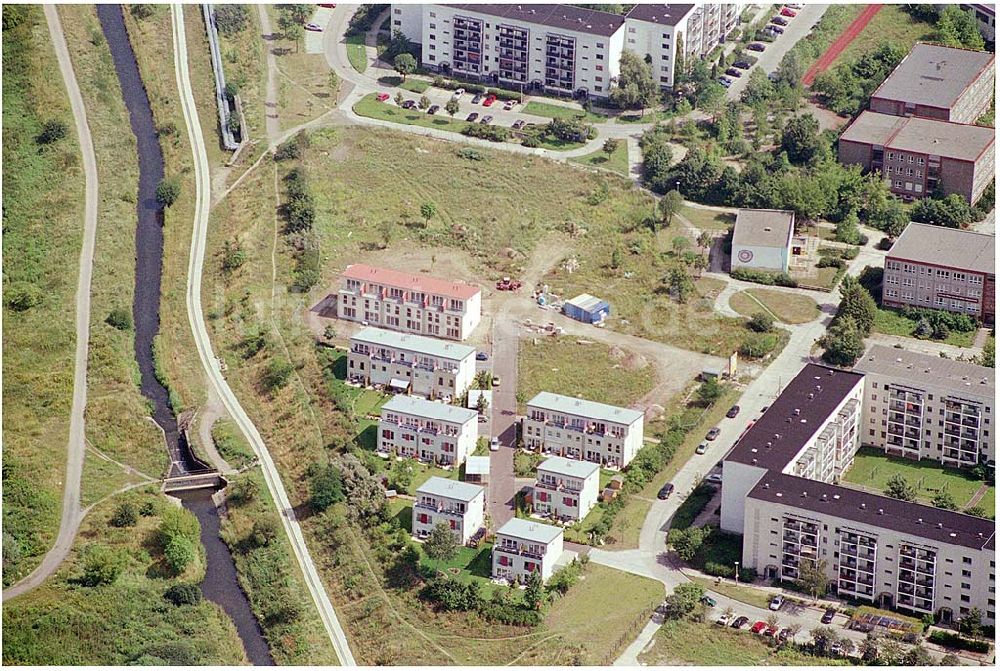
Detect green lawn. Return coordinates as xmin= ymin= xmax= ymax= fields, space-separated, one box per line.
xmin=376 ymin=75 xmax=430 ymax=93
xmin=678 ymin=205 xmax=736 ymax=232
xmin=354 ymin=92 xmax=471 ymax=132
xmin=346 ymin=33 xmax=367 ymax=73
xmin=729 ymin=289 xmax=820 ymax=325
xmin=829 ymin=4 xmax=936 ymax=68
xmin=522 ymin=100 xmax=607 ymax=123
xmin=843 ymin=447 xmax=992 ymax=513
xmin=569 ymin=140 xmax=630 ymax=176
xmin=688 ymin=575 xmax=773 ymax=610
xmin=872 ymin=308 xmax=977 ymax=348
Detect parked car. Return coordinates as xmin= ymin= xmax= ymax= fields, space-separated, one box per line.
xmin=700 ymin=595 xmax=717 ymax=608
xmin=726 ymin=405 xmax=740 ymax=418
xmin=706 ymin=427 xmax=721 ymax=441
xmin=731 ymin=615 xmax=750 ymax=629
xmin=481 ymin=115 xmax=494 ymax=124
xmin=765 ymin=625 xmax=780 ymax=638
xmin=767 ymin=25 xmax=785 ymax=35
xmin=781 ymin=7 xmax=797 ymax=17
xmin=376 ymin=92 xmax=390 ymax=102
xmin=452 ymin=88 xmax=465 ymax=98
xmin=750 ymin=621 xmax=768 ymax=634
xmin=471 ymin=94 xmax=483 ymax=104
xmin=718 ymin=77 xmax=733 ymax=88
xmin=318 ymin=3 xmax=337 ymax=8
xmin=771 ymin=15 xmax=789 ymax=26
xmin=305 ymin=22 xmax=322 ymax=32
xmin=769 ymin=595 xmax=784 ymax=611
xmin=401 ymin=99 xmax=416 ymax=109
xmin=512 ymin=119 xmax=526 ymax=130
xmin=476 ymin=351 xmax=489 ymax=361
xmin=483 ymin=94 xmax=497 ymax=106
xmin=696 ymin=442 xmax=708 ymax=455
xmin=503 ymin=100 xmax=516 ymax=111
xmin=733 ymin=60 xmax=752 ymax=69
xmin=822 ymin=607 xmax=837 ymax=624
xmin=778 ymin=628 xmax=792 ymax=642
xmin=706 ymin=473 xmax=723 ymax=484
xmin=716 ymin=612 xmax=733 ymax=626
xmin=490 ymin=437 xmax=500 ymax=451
xmin=761 ymin=405 xmax=770 ymax=413
xmin=657 ymin=482 xmax=675 ymax=500
xmin=786 ymin=3 xmax=804 ymax=8
xmin=466 ymin=112 xmax=479 ymax=122
xmin=748 ymin=42 xmax=766 ymax=52
xmin=492 ymin=375 xmax=500 ymax=386
xmin=830 ymin=641 xmax=843 ymax=656
xmin=725 ymin=68 xmax=743 ymax=78
xmin=427 ymin=105 xmax=440 ymax=115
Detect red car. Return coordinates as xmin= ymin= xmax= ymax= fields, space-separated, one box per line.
xmin=780 ymin=7 xmax=797 ymax=17
xmin=318 ymin=3 xmax=337 ymax=7
xmin=750 ymin=621 xmax=769 ymax=634
xmin=376 ymin=93 xmax=390 ymax=102
xmin=483 ymin=94 xmax=497 ymax=106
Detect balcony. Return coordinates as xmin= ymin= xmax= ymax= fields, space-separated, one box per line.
xmin=496 ymin=543 xmax=545 ymax=560
xmin=415 ymin=501 xmax=463 ymax=516
xmin=535 ymin=479 xmax=581 ymax=494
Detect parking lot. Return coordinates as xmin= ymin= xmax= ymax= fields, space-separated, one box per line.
xmin=376 ymin=85 xmax=553 ymax=131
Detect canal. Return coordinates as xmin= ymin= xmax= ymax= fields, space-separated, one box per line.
xmin=97 ymin=5 xmax=273 ymax=665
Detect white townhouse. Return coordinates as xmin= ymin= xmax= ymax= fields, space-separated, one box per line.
xmin=523 ymin=392 xmax=644 ymax=469
xmin=347 ymin=326 xmax=476 ymax=400
xmin=379 ymin=395 xmax=479 ymax=467
xmin=413 ymin=476 xmax=485 ymax=544
xmin=492 ymin=517 xmax=564 ymax=583
xmin=533 ymin=456 xmax=600 ymax=522
xmin=337 ymin=263 xmax=482 ymax=341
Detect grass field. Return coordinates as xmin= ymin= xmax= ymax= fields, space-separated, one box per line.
xmin=843 ymin=447 xmax=993 ymax=515
xmin=729 ymin=289 xmax=820 ymax=324
xmin=346 ymin=33 xmax=367 ymax=73
xmin=377 ymin=75 xmax=430 ymax=93
xmin=517 ymin=336 xmax=656 ymax=412
xmin=828 ymin=5 xmax=937 ymax=69
xmin=688 ymin=575 xmax=773 ymax=610
xmin=569 ymin=139 xmax=630 ymax=176
xmin=354 ymin=91 xmax=476 ymax=133
xmin=872 ymin=308 xmax=977 ymax=348
xmin=679 ymin=204 xmax=736 ymax=232
xmin=215 ymin=5 xmax=267 ymax=144
xmin=522 ymin=100 xmax=607 ymax=123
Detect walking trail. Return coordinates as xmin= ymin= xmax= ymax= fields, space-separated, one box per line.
xmin=802 ymin=4 xmax=882 ymax=86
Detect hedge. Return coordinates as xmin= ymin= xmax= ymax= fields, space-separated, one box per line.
xmin=730 ymin=268 xmax=798 ymax=287
xmin=928 ymin=630 xmax=991 ymax=653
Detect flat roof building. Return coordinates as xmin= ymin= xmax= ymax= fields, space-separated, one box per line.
xmin=731 ymin=209 xmax=796 ymax=274
xmin=413 ymin=476 xmax=485 ymax=544
xmin=379 ymin=396 xmax=479 ymax=467
xmin=492 ymin=518 xmax=564 ymax=583
xmin=533 ymin=456 xmax=601 ymax=522
xmin=563 ymin=293 xmax=610 ymax=324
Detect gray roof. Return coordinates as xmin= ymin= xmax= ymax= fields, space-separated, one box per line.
xmin=382 ymin=395 xmax=478 ymax=424
xmin=886 ymin=222 xmax=995 ymax=275
xmin=465 ymin=455 xmax=490 ymax=476
xmin=566 ymin=293 xmax=609 ymax=311
xmin=527 ymin=391 xmax=644 ymax=426
xmin=496 ymin=517 xmax=563 ymax=544
xmin=872 ymin=43 xmax=995 ymax=110
xmin=733 ymin=209 xmax=795 ymax=249
xmin=839 ymin=111 xmax=995 ymax=162
xmin=625 ymin=3 xmax=697 ymax=26
xmin=416 ymin=476 xmax=484 ymax=502
xmin=537 ymin=456 xmax=599 ymax=480
xmin=748 ymin=472 xmax=995 ymax=552
xmin=352 ymin=326 xmax=475 ymax=362
xmin=854 ymin=345 xmax=994 ymax=399
xmin=443 ymin=4 xmax=625 ymax=36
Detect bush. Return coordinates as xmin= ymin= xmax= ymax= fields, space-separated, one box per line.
xmin=730 ymin=268 xmax=797 ymax=287
xmin=5 ymin=282 xmax=43 ymax=311
xmin=261 ymin=358 xmax=294 ymax=391
xmin=80 ymin=544 xmax=127 ymax=586
xmin=110 ymin=500 xmax=138 ymax=528
xmin=221 ymin=239 xmax=247 ymax=272
xmin=520 ymin=135 xmax=540 ymax=148
xmin=228 ymin=475 xmax=260 ymax=505
xmin=748 ymin=312 xmax=774 ymax=333
xmin=249 ymin=518 xmax=280 ymax=548
xmin=456 ymin=147 xmax=485 ymax=160
xmin=214 ymin=4 xmax=249 ymax=35
xmin=927 ymin=631 xmax=990 ymax=653
xmin=36 ymin=119 xmax=68 ymax=145
xmin=130 ymin=4 xmax=155 ymax=20
xmin=462 ymin=123 xmax=510 ymax=142
xmin=817 ymin=256 xmax=846 ymax=269
xmin=739 ymin=332 xmax=779 ymax=358
xmin=164 ymin=535 xmax=196 ymax=574
xmin=155 ymin=178 xmax=181 ymax=207
xmin=106 ymin=307 xmax=133 ymax=331
xmin=164 ymin=583 xmax=202 ymax=606
xmin=310 ymin=463 xmax=345 ymax=511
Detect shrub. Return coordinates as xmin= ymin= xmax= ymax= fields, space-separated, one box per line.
xmin=456 ymin=147 xmax=485 ymax=160
xmin=130 ymin=4 xmax=155 ymax=20
xmin=37 ymin=119 xmax=68 ymax=145
xmin=309 ymin=463 xmax=345 ymax=511
xmin=817 ymin=256 xmax=846 ymax=269
xmin=730 ymin=268 xmax=797 ymax=287
xmin=80 ymin=544 xmax=126 ymax=586
xmin=748 ymin=312 xmax=774 ymax=333
xmin=228 ymin=475 xmax=260 ymax=505
xmin=927 ymin=631 xmax=990 ymax=653
xmin=164 ymin=535 xmax=196 ymax=574
xmin=139 ymin=500 xmax=158 ymax=517
xmin=214 ymin=4 xmax=249 ymax=35
xmin=106 ymin=307 xmax=133 ymax=331
xmin=110 ymin=500 xmax=139 ymax=528
xmin=520 ymin=135 xmax=540 ymax=148
xmin=158 ymin=506 xmax=200 ymax=546
xmin=261 ymin=358 xmax=294 ymax=391
xmin=739 ymin=332 xmax=779 ymax=358
xmin=5 ymin=282 xmax=43 ymax=311
xmin=274 ymin=138 xmax=301 ymax=162
xmin=164 ymin=583 xmax=202 ymax=606
xmin=155 ymin=178 xmax=181 ymax=207
xmin=249 ymin=518 xmax=280 ymax=548
xmin=462 ymin=123 xmax=510 ymax=142
xmin=221 ymin=239 xmax=247 ymax=272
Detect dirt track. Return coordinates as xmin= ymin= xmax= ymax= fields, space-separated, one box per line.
xmin=802 ymin=4 xmax=883 ymax=86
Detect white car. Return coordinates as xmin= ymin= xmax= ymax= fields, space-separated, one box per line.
xmin=769 ymin=595 xmax=784 ymax=611
xmin=716 ymin=612 xmax=733 ymax=626
xmin=490 ymin=437 xmax=500 ymax=451
xmin=706 ymin=473 xmax=723 ymax=484
xmin=453 ymin=88 xmax=465 ymax=98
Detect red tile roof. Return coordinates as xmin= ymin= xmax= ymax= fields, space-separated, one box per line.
xmin=342 ymin=264 xmax=481 ymax=301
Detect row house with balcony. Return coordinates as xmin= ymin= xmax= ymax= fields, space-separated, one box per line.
xmin=336 ymin=263 xmax=482 ymax=341
xmin=378 ymin=395 xmax=478 ymax=467
xmin=532 ymin=456 xmax=600 ymax=522
xmin=492 ymin=517 xmax=564 ymax=583
xmin=347 ymin=326 xmax=476 ymax=400
xmin=854 ymin=345 xmax=994 ymax=468
xmin=412 ymin=476 xmax=485 ymax=544
xmin=523 ymin=392 xmax=644 ymax=469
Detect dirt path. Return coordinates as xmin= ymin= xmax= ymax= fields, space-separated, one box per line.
xmin=257 ymin=5 xmax=282 ymax=145
xmin=802 ymin=5 xmax=882 ymax=86
xmin=966 ymin=483 xmax=991 ymax=509
xmin=195 ymin=384 xmax=236 ymax=474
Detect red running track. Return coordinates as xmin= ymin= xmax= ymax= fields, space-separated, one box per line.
xmin=802 ymin=4 xmax=883 ymax=86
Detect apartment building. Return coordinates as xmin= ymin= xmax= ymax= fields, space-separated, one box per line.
xmin=853 ymin=345 xmax=995 ymax=468
xmin=337 ymin=263 xmax=482 ymax=341
xmin=881 ymin=223 xmax=995 ymax=322
xmin=523 ymin=392 xmax=644 ymax=469
xmin=870 ymin=43 xmax=995 ymax=124
xmin=347 ymin=326 xmax=476 ymax=400
xmin=378 ymin=395 xmax=479 ymax=466
xmin=492 ymin=517 xmax=564 ymax=583
xmin=532 ymin=456 xmax=600 ymax=522
xmin=837 ymin=110 xmax=995 ymax=204
xmin=412 ymin=476 xmax=485 ymax=544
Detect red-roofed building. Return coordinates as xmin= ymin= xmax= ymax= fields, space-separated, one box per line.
xmin=337 ymin=264 xmax=482 ymax=340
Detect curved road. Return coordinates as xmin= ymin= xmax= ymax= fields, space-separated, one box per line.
xmin=4 ymin=6 xmax=99 ymax=601
xmin=170 ymin=6 xmax=355 ymax=665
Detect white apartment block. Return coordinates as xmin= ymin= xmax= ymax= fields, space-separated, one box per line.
xmin=523 ymin=392 xmax=644 ymax=469
xmin=379 ymin=395 xmax=478 ymax=467
xmin=533 ymin=456 xmax=600 ymax=522
xmin=337 ymin=263 xmax=482 ymax=341
xmin=854 ymin=345 xmax=995 ymax=469
xmin=492 ymin=517 xmax=564 ymax=583
xmin=347 ymin=326 xmax=476 ymax=400
xmin=412 ymin=476 xmax=485 ymax=544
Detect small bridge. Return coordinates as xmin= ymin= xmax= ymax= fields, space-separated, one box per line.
xmin=162 ymin=471 xmax=228 ymax=493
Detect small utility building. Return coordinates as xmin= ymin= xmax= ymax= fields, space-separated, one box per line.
xmin=563 ymin=294 xmax=610 ymax=324
xmin=731 ymin=209 xmax=796 ymax=274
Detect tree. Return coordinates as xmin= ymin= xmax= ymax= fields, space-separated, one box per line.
xmin=110 ymin=500 xmax=138 ymax=528
xmin=883 ymin=473 xmax=917 ymax=502
xmin=781 ymin=114 xmax=821 ymax=164
xmin=938 ymin=5 xmax=985 ymax=50
xmin=130 ymin=4 xmax=155 ymax=20
xmin=37 ymin=119 xmax=68 ymax=145
xmin=821 ymin=315 xmax=866 ymax=366
xmin=610 ymin=247 xmax=622 ymax=270
xmin=106 ymin=307 xmax=133 ymax=331
xmin=978 ymin=337 xmax=995 ymax=368
xmin=250 ymin=518 xmax=280 ymax=547
xmin=911 ymin=194 xmax=973 ymax=229
xmin=932 ymin=489 xmax=958 ymax=510
xmin=697 ymin=377 xmax=723 ymax=407
xmin=524 ymin=569 xmax=545 ymax=610
xmin=810 ymin=626 xmax=838 ymax=656
xmin=671 ymin=235 xmax=691 ymax=255
xmin=666 ymin=267 xmax=695 ymax=304
xmin=610 ymin=50 xmax=659 ymax=111
xmin=901 ymin=645 xmax=933 ymax=666
xmin=261 ymin=358 xmax=294 ymax=391
xmin=334 ymin=453 xmax=385 ymax=521
xmin=228 ymin=475 xmax=260 ymax=505
xmin=389 ymin=459 xmax=414 ymax=492
xmin=445 ymin=98 xmax=459 ymax=117
xmin=602 ymin=138 xmax=620 ymax=160
xmin=748 ymin=312 xmax=774 ymax=333
xmin=379 ymin=220 xmax=394 ymax=249
xmin=156 ymin=178 xmax=180 ymax=207
xmin=958 ymin=607 xmax=984 ymax=638
xmin=164 ymin=583 xmax=202 ymax=606
xmin=837 ymin=276 xmax=877 ymax=336
xmin=423 ymin=521 xmax=460 ymax=562
xmin=667 ymin=526 xmax=707 ymax=561
xmin=394 ymin=91 xmax=405 ymax=107
xmin=835 ymin=211 xmax=863 ymax=245
xmin=214 ymin=4 xmax=250 ymax=35
xmin=329 ymin=70 xmax=340 ymax=95
xmin=662 ymin=582 xmax=704 ymax=619
xmin=393 ymin=53 xmax=417 ymax=81
xmin=420 ymin=201 xmax=437 ymax=226
xmin=418 ymin=94 xmax=431 ymax=110
xmin=476 ymin=393 xmax=489 ymax=415
xmin=80 ymin=544 xmax=127 ymax=586
xmin=164 ymin=535 xmax=196 ymax=574
xmin=797 ymin=558 xmax=829 ymax=600
xmin=309 ymin=464 xmax=345 ymax=511
xmin=657 ymin=190 xmax=684 ymax=228
xmin=284 ymin=23 xmax=304 ymax=49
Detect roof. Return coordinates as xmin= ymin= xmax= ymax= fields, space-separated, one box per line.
xmin=382 ymin=395 xmax=478 ymax=424
xmin=352 ymin=327 xmax=476 ymax=362
xmin=343 ymin=263 xmax=480 ymax=301
xmin=537 ymin=456 xmax=600 ymax=480
xmin=839 ymin=111 xmax=995 ymax=162
xmin=443 ymin=4 xmax=625 ymax=36
xmin=725 ymin=364 xmax=865 ymax=470
xmin=747 ymin=472 xmax=995 ymax=552
xmin=872 ymin=43 xmax=995 ymax=111
xmin=566 ymin=293 xmax=609 ymax=311
xmin=886 ymin=222 xmax=995 ymax=275
xmin=625 ymin=3 xmax=697 ymax=26
xmin=416 ymin=476 xmax=484 ymax=502
xmin=733 ymin=209 xmax=795 ymax=249
xmin=496 ymin=517 xmax=564 ymax=544
xmin=854 ymin=344 xmax=994 ymax=398
xmin=465 ymin=455 xmax=490 ymax=476
xmin=527 ymin=391 xmax=644 ymax=426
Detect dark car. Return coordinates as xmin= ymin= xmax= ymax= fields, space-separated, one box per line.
xmin=733 ymin=60 xmax=752 ymax=69
xmin=427 ymin=105 xmax=440 ymax=115
xmin=700 ymin=595 xmax=717 ymax=608
xmin=471 ymin=94 xmax=483 ymax=104
xmin=778 ymin=628 xmax=792 ymax=642
xmin=476 ymin=351 xmax=488 ymax=361
xmin=822 ymin=607 xmax=837 ymax=624
xmin=768 ymin=24 xmax=785 ymax=35
xmin=401 ymin=99 xmax=416 ymax=109
xmin=466 ymin=112 xmax=479 ymax=122
xmin=726 ymin=405 xmax=740 ymax=418
xmin=731 ymin=615 xmax=750 ymax=629
xmin=706 ymin=427 xmax=721 ymax=441
xmin=748 ymin=42 xmax=766 ymax=52
xmin=725 ymin=68 xmax=743 ymax=78
xmin=657 ymin=482 xmax=675 ymax=500
xmin=718 ymin=77 xmax=732 ymax=88
xmin=771 ymin=15 xmax=789 ymax=26
xmin=512 ymin=119 xmax=526 ymax=130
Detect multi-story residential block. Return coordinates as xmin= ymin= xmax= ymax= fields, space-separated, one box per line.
xmin=870 ymin=43 xmax=995 ymax=124
xmin=523 ymin=392 xmax=644 ymax=469
xmin=730 ymin=209 xmax=797 ymax=274
xmin=492 ymin=517 xmax=564 ymax=583
xmin=337 ymin=263 xmax=481 ymax=341
xmin=853 ymin=345 xmax=995 ymax=468
xmin=378 ymin=395 xmax=478 ymax=466
xmin=412 ymin=476 xmax=485 ymax=544
xmin=347 ymin=326 xmax=476 ymax=400
xmin=532 ymin=456 xmax=600 ymax=522
xmin=837 ymin=111 xmax=995 ymax=204
xmin=881 ymin=223 xmax=995 ymax=322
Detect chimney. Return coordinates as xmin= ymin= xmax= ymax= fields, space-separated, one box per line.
xmin=878 ymin=508 xmax=884 ymax=515
xmin=860 ymin=503 xmax=866 ymax=510
xmin=917 ymin=518 xmax=923 ymax=524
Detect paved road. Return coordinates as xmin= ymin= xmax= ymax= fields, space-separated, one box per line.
xmin=4 ymin=5 xmax=99 ymax=602
xmin=488 ymin=313 xmax=519 ymax=528
xmin=170 ymin=6 xmax=356 ymax=665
